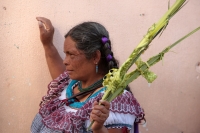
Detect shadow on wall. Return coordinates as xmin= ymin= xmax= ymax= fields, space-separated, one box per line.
xmin=52 ymin=27 xmax=65 ymax=59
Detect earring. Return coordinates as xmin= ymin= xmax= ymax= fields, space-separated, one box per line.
xmin=96 ymin=63 xmax=98 ymax=73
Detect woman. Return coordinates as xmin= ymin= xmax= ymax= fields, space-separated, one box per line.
xmin=31 ymin=17 xmax=144 ymax=133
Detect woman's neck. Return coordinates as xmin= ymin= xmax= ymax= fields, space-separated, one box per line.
xmin=80 ymin=74 xmax=104 ymax=88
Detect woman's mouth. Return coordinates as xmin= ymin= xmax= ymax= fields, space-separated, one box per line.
xmin=66 ymin=70 xmax=73 ymax=75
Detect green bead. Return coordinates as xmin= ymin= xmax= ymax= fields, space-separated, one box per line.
xmin=78 ymin=79 xmax=103 ymax=92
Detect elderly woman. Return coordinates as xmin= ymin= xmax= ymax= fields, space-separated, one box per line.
xmin=31 ymin=17 xmax=144 ymax=133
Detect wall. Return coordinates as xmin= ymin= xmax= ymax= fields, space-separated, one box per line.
xmin=0 ymin=0 xmax=200 ymax=133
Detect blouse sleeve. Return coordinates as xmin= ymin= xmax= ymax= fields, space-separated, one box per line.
xmin=104 ymin=111 xmax=136 ymax=130
xmin=85 ymin=90 xmax=144 ymax=131
xmin=40 ymin=71 xmax=70 ymax=107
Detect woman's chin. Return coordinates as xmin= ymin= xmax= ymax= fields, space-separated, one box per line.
xmin=66 ymin=70 xmax=72 ymax=75
xmin=68 ymin=75 xmax=77 ymax=80
xmin=67 ymin=71 xmax=80 ymax=80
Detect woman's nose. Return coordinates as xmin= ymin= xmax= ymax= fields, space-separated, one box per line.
xmin=63 ymin=56 xmax=70 ymax=65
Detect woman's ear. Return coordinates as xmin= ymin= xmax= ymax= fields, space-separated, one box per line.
xmin=93 ymin=50 xmax=101 ymax=64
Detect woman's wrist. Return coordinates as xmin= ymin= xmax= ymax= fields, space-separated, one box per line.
xmin=42 ymin=42 xmax=54 ymax=49
xmin=93 ymin=126 xmax=108 ymax=133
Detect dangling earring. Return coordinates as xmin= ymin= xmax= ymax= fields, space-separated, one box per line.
xmin=96 ymin=63 xmax=98 ymax=73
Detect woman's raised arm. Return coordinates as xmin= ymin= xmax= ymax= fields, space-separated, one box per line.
xmin=36 ymin=17 xmax=65 ymax=79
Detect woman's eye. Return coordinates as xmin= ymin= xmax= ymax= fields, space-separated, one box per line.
xmin=66 ymin=52 xmax=73 ymax=56
xmin=70 ymin=54 xmax=75 ymax=58
xmin=65 ymin=52 xmax=80 ymax=60
xmin=67 ymin=53 xmax=76 ymax=59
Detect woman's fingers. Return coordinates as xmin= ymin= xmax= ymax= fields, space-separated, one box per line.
xmin=90 ymin=111 xmax=108 ymax=123
xmin=92 ymin=109 xmax=102 ymax=117
xmin=36 ymin=17 xmax=52 ymax=29
xmin=99 ymin=100 xmax=110 ymax=110
xmin=37 ymin=21 xmax=46 ymax=34
xmin=93 ymin=100 xmax=99 ymax=106
xmin=36 ymin=17 xmax=54 ymax=45
xmin=91 ymin=100 xmax=110 ymax=121
xmin=92 ymin=100 xmax=110 ymax=113
xmin=36 ymin=17 xmax=54 ymax=33
xmin=90 ymin=100 xmax=110 ymax=130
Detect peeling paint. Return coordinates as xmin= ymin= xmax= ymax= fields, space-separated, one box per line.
xmin=14 ymin=44 xmax=19 ymax=49
xmin=140 ymin=13 xmax=145 ymax=16
xmin=196 ymin=62 xmax=200 ymax=73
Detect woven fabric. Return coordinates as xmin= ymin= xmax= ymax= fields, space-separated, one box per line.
xmin=31 ymin=71 xmax=144 ymax=133
xmin=31 ymin=113 xmax=63 ymax=133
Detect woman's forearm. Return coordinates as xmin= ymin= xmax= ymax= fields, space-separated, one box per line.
xmin=43 ymin=43 xmax=65 ymax=79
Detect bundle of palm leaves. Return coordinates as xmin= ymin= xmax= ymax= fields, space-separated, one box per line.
xmin=88 ymin=0 xmax=200 ymax=130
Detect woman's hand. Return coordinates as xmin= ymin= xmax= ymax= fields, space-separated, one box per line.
xmin=36 ymin=17 xmax=54 ymax=46
xmin=90 ymin=100 xmax=110 ymax=133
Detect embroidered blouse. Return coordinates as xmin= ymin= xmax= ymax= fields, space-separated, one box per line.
xmin=31 ymin=71 xmax=144 ymax=133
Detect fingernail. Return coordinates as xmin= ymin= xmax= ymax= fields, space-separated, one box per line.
xmin=38 ymin=21 xmax=43 ymax=27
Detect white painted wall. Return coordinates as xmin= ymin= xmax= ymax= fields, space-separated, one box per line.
xmin=0 ymin=0 xmax=200 ymax=132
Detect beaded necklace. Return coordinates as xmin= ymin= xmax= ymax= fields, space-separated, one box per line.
xmin=78 ymin=78 xmax=103 ymax=92
xmin=64 ymin=79 xmax=105 ymax=108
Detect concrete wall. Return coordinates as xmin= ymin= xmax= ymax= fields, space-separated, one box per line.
xmin=0 ymin=0 xmax=200 ymax=132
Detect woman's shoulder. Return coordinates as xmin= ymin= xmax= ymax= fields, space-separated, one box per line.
xmin=109 ymin=90 xmax=144 ymax=116
xmin=40 ymin=71 xmax=71 ymax=107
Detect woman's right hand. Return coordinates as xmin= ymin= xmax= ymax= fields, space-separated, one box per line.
xmin=90 ymin=100 xmax=110 ymax=132
xmin=36 ymin=17 xmax=54 ymax=46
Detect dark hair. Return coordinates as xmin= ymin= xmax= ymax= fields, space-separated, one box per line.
xmin=65 ymin=22 xmax=118 ymax=74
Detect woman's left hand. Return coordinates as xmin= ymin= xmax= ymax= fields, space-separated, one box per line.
xmin=90 ymin=100 xmax=110 ymax=132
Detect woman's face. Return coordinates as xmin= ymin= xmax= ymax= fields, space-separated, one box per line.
xmin=63 ymin=36 xmax=96 ymax=80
